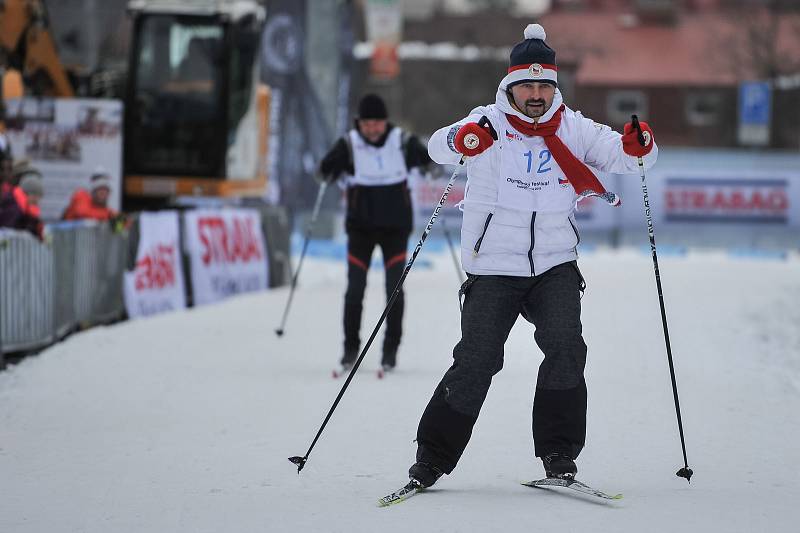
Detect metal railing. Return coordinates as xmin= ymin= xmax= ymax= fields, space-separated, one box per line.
xmin=0 ymin=222 xmax=126 ymax=356
xmin=1 ymin=205 xmax=291 ymax=360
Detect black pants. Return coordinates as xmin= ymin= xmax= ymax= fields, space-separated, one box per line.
xmin=415 ymin=262 xmax=588 ymax=474
xmin=342 ymin=227 xmax=410 ymax=366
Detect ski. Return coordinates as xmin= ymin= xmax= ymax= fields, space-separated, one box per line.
xmin=331 ymin=365 xmax=353 ymax=379
xmin=522 ymin=477 xmax=622 ymax=500
xmin=332 ymin=367 xmax=391 ymax=379
xmin=377 ymin=480 xmax=424 ymax=507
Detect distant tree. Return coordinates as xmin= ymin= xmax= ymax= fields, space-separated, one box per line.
xmin=720 ymin=0 xmax=800 ymax=80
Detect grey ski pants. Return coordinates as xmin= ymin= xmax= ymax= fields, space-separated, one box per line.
xmin=416 ymin=261 xmax=588 ymax=473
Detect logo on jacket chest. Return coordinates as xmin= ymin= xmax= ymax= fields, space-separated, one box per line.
xmin=506 ymin=177 xmax=550 ymax=191
xmin=505 ymin=129 xmax=524 ymax=142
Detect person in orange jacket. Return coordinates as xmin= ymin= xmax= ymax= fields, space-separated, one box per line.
xmin=62 ymin=170 xmax=118 ymax=221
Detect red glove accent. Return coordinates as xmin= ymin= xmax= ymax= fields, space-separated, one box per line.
xmin=454 ymin=122 xmax=495 ymax=156
xmin=622 ymin=121 xmax=654 ymax=157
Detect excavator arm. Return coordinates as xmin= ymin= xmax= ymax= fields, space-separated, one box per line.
xmin=0 ymin=0 xmax=74 ymax=98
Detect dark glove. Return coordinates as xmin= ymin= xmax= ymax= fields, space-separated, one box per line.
xmin=109 ymin=213 xmax=129 ymax=233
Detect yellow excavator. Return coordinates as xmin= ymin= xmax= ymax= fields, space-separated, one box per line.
xmin=0 ymin=0 xmax=74 ymax=99
xmin=1 ymin=0 xmax=272 ymax=208
xmin=123 ymin=0 xmax=271 ymax=208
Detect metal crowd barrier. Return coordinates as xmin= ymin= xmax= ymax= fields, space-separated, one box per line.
xmin=249 ymin=203 xmax=292 ymax=288
xmin=1 ymin=205 xmax=290 ymax=361
xmin=0 ymin=222 xmax=127 ymax=357
xmin=0 ymin=229 xmax=55 ymax=354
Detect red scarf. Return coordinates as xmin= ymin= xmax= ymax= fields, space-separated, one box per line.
xmin=506 ymin=105 xmax=619 ymax=206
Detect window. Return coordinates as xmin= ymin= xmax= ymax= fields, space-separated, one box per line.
xmin=685 ymin=92 xmax=723 ymax=126
xmin=607 ymin=90 xmax=648 ymax=125
xmin=127 ymin=15 xmax=226 ymax=177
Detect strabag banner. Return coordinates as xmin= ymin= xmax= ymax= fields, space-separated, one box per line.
xmin=4 ymin=97 xmax=123 ymax=220
xmin=617 ymin=170 xmax=800 ymax=228
xmin=123 ymin=211 xmax=186 ymax=318
xmin=183 ymin=208 xmax=269 ymax=306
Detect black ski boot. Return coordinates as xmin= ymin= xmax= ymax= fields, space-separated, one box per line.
xmin=340 ymin=347 xmax=358 ymax=369
xmin=408 ymin=461 xmax=443 ymax=488
xmin=381 ymin=348 xmax=397 ymax=372
xmin=542 ymin=451 xmax=577 ymax=479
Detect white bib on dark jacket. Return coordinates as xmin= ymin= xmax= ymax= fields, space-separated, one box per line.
xmin=346 ymin=128 xmax=408 ymax=187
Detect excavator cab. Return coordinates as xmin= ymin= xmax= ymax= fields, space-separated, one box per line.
xmin=124 ymin=0 xmax=268 ymax=208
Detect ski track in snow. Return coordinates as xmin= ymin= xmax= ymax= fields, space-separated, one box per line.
xmin=1 ymin=250 xmax=798 ymax=532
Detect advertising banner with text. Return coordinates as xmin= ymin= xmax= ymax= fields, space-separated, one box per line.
xmin=124 ymin=211 xmax=186 ymax=318
xmin=183 ymin=209 xmax=269 ymax=306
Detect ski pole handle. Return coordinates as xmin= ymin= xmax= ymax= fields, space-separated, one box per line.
xmin=631 ymin=114 xmax=646 ymax=147
xmin=478 ymin=115 xmax=498 ymax=140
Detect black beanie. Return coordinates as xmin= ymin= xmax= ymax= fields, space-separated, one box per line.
xmin=357 ymin=93 xmax=388 ymax=120
xmin=501 ymin=24 xmax=558 ymax=90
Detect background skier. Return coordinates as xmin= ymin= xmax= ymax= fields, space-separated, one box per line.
xmin=319 ymin=93 xmax=432 ymax=372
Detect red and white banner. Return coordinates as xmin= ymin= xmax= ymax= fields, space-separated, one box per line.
xmin=183 ymin=208 xmax=269 ymax=306
xmin=617 ymin=169 xmax=800 ymax=229
xmin=410 ymin=175 xmax=466 ymax=226
xmin=662 ymin=177 xmax=790 ymax=224
xmin=124 ymin=211 xmax=186 ymax=318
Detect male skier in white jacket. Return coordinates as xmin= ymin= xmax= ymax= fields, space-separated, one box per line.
xmin=406 ymin=24 xmax=658 ymax=488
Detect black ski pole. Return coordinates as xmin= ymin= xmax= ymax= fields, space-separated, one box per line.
xmin=288 ymin=162 xmax=463 ymax=473
xmin=275 ymin=181 xmax=329 ymax=337
xmin=441 ymin=215 xmax=466 ymax=285
xmin=288 ymin=116 xmax=496 ymax=473
xmin=631 ymin=114 xmax=693 ymax=483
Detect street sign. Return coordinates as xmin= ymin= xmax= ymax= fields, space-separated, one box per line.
xmin=738 ymin=81 xmax=771 ymax=146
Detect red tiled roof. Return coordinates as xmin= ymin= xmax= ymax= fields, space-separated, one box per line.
xmin=537 ymin=11 xmax=800 ymax=86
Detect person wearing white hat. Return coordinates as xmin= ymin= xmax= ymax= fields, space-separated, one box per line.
xmin=404 ymin=24 xmax=658 ymax=489
xmin=62 ymin=168 xmax=118 ymax=221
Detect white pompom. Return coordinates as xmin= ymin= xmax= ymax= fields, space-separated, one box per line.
xmin=524 ymin=24 xmax=546 ymax=41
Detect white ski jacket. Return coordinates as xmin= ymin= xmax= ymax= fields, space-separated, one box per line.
xmin=428 ymin=88 xmax=658 ymax=277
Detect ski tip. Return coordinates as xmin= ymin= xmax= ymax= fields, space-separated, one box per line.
xmin=377 ymin=369 xmax=384 ymax=379
xmin=521 ymin=478 xmax=623 ymax=500
xmin=377 ymin=481 xmax=422 ymax=507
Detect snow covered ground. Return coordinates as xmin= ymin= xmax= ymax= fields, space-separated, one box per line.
xmin=1 ymin=247 xmax=799 ymax=532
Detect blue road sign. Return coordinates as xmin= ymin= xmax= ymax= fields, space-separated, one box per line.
xmin=739 ymin=81 xmax=771 ymax=126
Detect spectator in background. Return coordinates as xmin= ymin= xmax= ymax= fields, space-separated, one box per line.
xmin=12 ymin=158 xmax=39 ymax=186
xmin=0 ymin=136 xmax=12 ymax=187
xmin=62 ymin=169 xmax=118 ymax=221
xmin=0 ymin=157 xmax=44 ymax=239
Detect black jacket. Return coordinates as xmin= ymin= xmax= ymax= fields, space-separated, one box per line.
xmin=319 ymin=124 xmax=431 ymax=233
